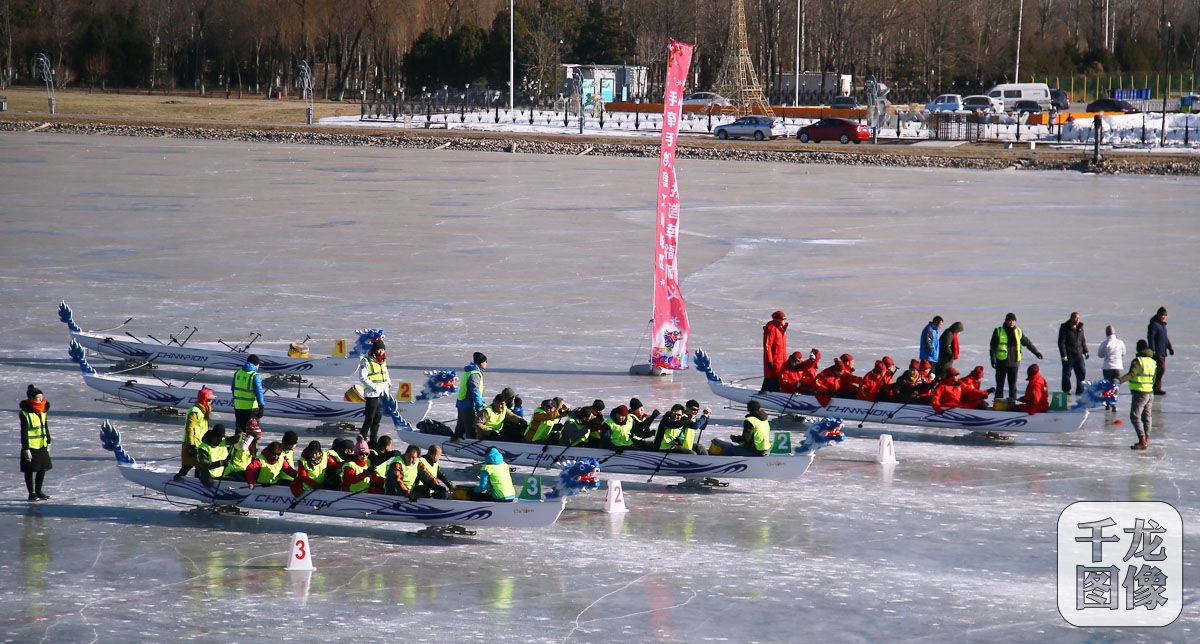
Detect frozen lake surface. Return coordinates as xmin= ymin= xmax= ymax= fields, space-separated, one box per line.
xmin=0 ymin=132 xmax=1197 ymax=641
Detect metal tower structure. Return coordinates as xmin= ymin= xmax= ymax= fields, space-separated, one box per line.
xmin=711 ymin=0 xmax=774 ymax=116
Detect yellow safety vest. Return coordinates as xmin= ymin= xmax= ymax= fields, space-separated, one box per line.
xmin=225 ymin=442 xmax=253 ymax=476
xmin=342 ymin=459 xmax=371 ymax=492
xmin=232 ymin=368 xmax=259 ymax=410
xmin=254 ymin=455 xmax=287 ymax=485
xmin=605 ymin=417 xmax=634 ymax=447
xmin=994 ymin=327 xmax=1023 ymax=362
xmin=278 ymin=450 xmax=296 ymax=482
xmin=366 ymin=358 xmax=389 ymax=387
xmin=745 ymin=416 xmax=771 ymax=453
xmin=197 ymin=442 xmax=229 ymax=478
xmin=183 ymin=404 xmax=208 ymax=448
xmin=528 ymin=413 xmax=560 ymax=443
xmin=1129 ymin=356 xmax=1158 ymax=393
xmin=389 ymin=458 xmax=418 ymax=492
xmin=300 ymin=453 xmax=327 ymax=486
xmin=480 ymin=407 xmax=506 ymax=436
xmin=419 ymin=457 xmax=440 ymax=481
xmin=480 ymin=462 xmax=515 ymax=500
xmin=456 ymin=369 xmax=484 ymax=402
xmin=658 ymin=424 xmax=694 ymax=451
xmin=20 ymin=410 xmax=48 ymax=450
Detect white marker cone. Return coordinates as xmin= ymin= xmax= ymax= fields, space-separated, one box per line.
xmin=875 ymin=434 xmax=898 ymax=465
xmin=603 ymin=479 xmax=629 ymax=514
xmin=285 ymin=531 xmax=315 ymax=571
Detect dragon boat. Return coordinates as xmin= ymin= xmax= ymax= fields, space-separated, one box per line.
xmin=60 ymin=301 xmax=380 ymax=377
xmin=70 ymin=340 xmax=455 ymax=424
xmin=695 ymin=349 xmax=1094 ymax=434
xmin=99 ymin=421 xmax=572 ymax=530
xmin=384 ymin=398 xmax=845 ymax=481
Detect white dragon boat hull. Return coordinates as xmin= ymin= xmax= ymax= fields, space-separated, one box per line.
xmin=696 ymin=349 xmax=1088 ymax=434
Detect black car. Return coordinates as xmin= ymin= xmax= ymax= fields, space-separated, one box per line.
xmin=829 ymin=96 xmax=859 ymax=109
xmin=1013 ymin=100 xmax=1042 ymax=114
xmin=1086 ymin=97 xmax=1139 ymax=114
xmin=1049 ymin=88 xmax=1070 ymax=111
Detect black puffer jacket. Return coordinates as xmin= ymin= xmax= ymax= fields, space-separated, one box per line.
xmin=1058 ymin=321 xmax=1088 ymax=358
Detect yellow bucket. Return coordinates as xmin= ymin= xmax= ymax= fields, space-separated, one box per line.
xmin=343 ymin=384 xmax=365 ymax=403
xmin=993 ymin=399 xmax=1016 ymax=412
xmin=288 ymin=342 xmax=310 ymax=358
xmin=451 ymin=486 xmax=471 ymax=501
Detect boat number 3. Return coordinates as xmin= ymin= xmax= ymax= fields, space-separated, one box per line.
xmin=520 ymin=477 xmax=541 ymax=500
xmin=396 ymin=382 xmax=413 ymax=402
xmin=294 ymin=540 xmax=307 ymax=560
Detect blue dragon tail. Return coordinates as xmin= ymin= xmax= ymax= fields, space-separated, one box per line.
xmin=693 ymin=348 xmax=723 ymax=383
xmin=59 ymin=301 xmax=82 ymax=333
xmin=69 ymin=340 xmax=96 ymax=376
xmin=100 ymin=420 xmax=136 ymax=465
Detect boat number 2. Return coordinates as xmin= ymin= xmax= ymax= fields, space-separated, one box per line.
xmin=294 ymin=539 xmax=307 ymax=560
xmin=396 ymin=382 xmax=413 ymax=402
xmin=771 ymin=432 xmax=792 ymax=454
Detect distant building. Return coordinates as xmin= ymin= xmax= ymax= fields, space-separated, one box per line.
xmin=561 ymin=64 xmax=649 ymax=102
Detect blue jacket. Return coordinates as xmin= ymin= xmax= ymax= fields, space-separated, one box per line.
xmin=920 ymin=323 xmax=941 ymax=363
xmin=1147 ymin=318 xmax=1172 ymax=356
xmin=455 ymin=363 xmax=486 ymax=411
xmin=233 ymin=361 xmax=265 ymax=406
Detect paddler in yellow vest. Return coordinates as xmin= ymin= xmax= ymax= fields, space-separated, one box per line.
xmin=470 ymin=447 xmax=516 ymax=502
xmin=718 ymin=400 xmax=771 ymax=456
xmin=413 ymin=445 xmax=454 ymax=499
xmin=19 ymin=384 xmax=52 ymax=502
xmin=231 ymin=355 xmax=265 ymax=432
xmin=453 ymin=352 xmax=488 ymax=440
xmin=1120 ymin=339 xmax=1159 ymax=450
xmin=174 ymin=387 xmax=215 ymax=481
xmin=290 ymin=440 xmax=329 ymax=496
xmin=525 ymin=398 xmax=569 ymax=443
xmin=246 ymin=441 xmax=297 ymax=487
xmin=475 ymin=395 xmax=522 ymax=441
xmin=222 ymin=418 xmax=262 ymax=482
xmin=357 ymin=338 xmax=391 ymax=444
xmin=989 ymin=312 xmax=1044 ymax=403
xmin=195 ymin=425 xmax=237 ymax=488
xmin=602 ymin=405 xmax=649 ymax=451
xmin=278 ymin=430 xmax=299 ymax=483
xmin=385 ymin=445 xmax=422 ymax=498
xmin=654 ymin=404 xmax=705 ymax=454
xmin=340 ymin=437 xmax=381 ymax=493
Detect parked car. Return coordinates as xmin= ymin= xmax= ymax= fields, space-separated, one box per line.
xmin=1012 ymin=100 xmax=1042 ymax=114
xmin=797 ymin=118 xmax=870 ymax=144
xmin=986 ymin=82 xmax=1052 ymax=109
xmin=829 ymin=95 xmax=859 ymax=109
xmin=1049 ymin=88 xmax=1070 ymax=111
xmin=1086 ymin=97 xmax=1139 ymax=114
xmin=962 ymin=94 xmax=1003 ymax=114
xmin=713 ymin=115 xmax=787 ymax=141
xmin=925 ymin=94 xmax=964 ymax=112
xmin=683 ymin=92 xmax=731 ymax=107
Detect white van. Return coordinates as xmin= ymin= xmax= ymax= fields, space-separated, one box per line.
xmin=985 ymin=83 xmax=1052 ymax=110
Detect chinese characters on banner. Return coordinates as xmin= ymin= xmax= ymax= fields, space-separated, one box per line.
xmin=651 ymin=40 xmax=694 ymax=371
xmin=1057 ymin=501 xmax=1182 ymax=627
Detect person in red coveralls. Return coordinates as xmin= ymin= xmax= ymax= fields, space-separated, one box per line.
xmin=931 ymin=367 xmax=963 ymax=414
xmin=959 ymin=366 xmax=995 ymax=409
xmin=836 ymin=354 xmax=863 ymax=397
xmin=778 ymin=352 xmax=806 ymax=393
xmin=813 ymin=360 xmax=845 ymax=406
xmin=795 ymin=348 xmax=821 ymax=393
xmin=858 ymin=360 xmax=889 ymax=401
xmin=761 ymin=311 xmax=789 ymax=393
xmin=1019 ymin=363 xmax=1049 ymax=414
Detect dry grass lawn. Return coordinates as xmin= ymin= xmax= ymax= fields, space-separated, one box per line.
xmin=0 ymin=86 xmax=360 ymax=124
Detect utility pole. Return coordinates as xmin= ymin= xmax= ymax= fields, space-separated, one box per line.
xmin=1014 ymin=0 xmax=1024 ymax=81
xmin=794 ymin=0 xmax=801 ymax=105
xmin=509 ymin=0 xmax=514 ymax=111
xmin=1160 ymin=0 xmax=1170 ymax=147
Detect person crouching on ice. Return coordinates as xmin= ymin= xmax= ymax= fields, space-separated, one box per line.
xmin=1018 ymin=364 xmax=1049 ymax=414
xmin=470 ymin=447 xmax=516 ymax=502
xmin=714 ymin=400 xmax=771 ymax=456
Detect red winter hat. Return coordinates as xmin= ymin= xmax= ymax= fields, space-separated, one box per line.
xmin=197 ymin=387 xmax=216 ymax=403
xmin=970 ymin=366 xmax=985 ymax=379
xmin=613 ymin=404 xmax=629 ymax=417
xmin=944 ymin=367 xmax=959 ymax=377
xmin=840 ymin=353 xmax=854 ymax=364
xmin=771 ymin=310 xmax=787 ymax=321
xmin=873 ymin=360 xmax=885 ymax=372
xmin=909 ymin=359 xmax=920 ymax=369
xmin=791 ymin=351 xmax=805 ymax=361
xmin=810 ymin=348 xmax=821 ymax=359
xmin=882 ymin=356 xmax=895 ymax=368
xmin=919 ymin=359 xmax=932 ymax=370
xmin=1027 ymin=363 xmax=1040 ymax=377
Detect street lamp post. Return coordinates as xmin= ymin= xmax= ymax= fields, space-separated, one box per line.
xmin=1014 ymin=0 xmax=1024 ymax=81
xmin=1160 ymin=7 xmax=1171 ymax=147
xmin=35 ymin=53 xmax=55 ymax=114
xmin=509 ymin=0 xmax=515 ymax=111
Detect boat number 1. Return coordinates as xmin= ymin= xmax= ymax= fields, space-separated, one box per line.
xmin=771 ymin=432 xmax=792 ymax=455
xmin=396 ymin=382 xmax=412 ymax=402
xmin=332 ymin=339 xmax=347 ymax=357
xmin=294 ymin=539 xmax=307 ymax=560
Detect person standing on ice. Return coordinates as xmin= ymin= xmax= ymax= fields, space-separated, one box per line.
xmin=1120 ymin=339 xmax=1158 ymax=450
xmin=1057 ymin=312 xmax=1089 ymax=396
xmin=19 ymin=385 xmax=52 ymax=501
xmin=453 ymin=352 xmax=488 ymax=440
xmin=356 ymin=338 xmax=391 ymax=444
xmin=989 ymin=313 xmax=1044 ymax=402
xmin=1097 ymin=326 xmax=1126 ymax=412
xmin=231 ymin=355 xmax=265 ymax=432
xmin=760 ymin=311 xmax=789 ymax=393
xmin=175 ymin=387 xmax=215 ymax=481
xmin=935 ymin=321 xmax=963 ymax=377
xmin=1146 ymin=307 xmax=1173 ymax=395
xmin=920 ymin=316 xmax=943 ymax=365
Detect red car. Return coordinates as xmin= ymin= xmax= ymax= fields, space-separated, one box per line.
xmin=797 ymin=118 xmax=870 ymax=144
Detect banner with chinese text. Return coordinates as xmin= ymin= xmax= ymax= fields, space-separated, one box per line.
xmin=650 ymin=40 xmax=693 ymax=371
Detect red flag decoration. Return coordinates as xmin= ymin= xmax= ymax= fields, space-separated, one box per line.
xmin=650 ymin=40 xmax=693 ymax=371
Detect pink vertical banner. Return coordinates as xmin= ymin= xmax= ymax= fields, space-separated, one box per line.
xmin=651 ymin=40 xmax=693 ymax=371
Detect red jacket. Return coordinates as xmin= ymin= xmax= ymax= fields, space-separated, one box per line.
xmin=948 ymin=333 xmax=960 ymax=361
xmin=762 ymin=320 xmax=788 ymax=378
xmin=813 ymin=365 xmax=844 ymax=406
xmin=779 ymin=364 xmax=804 ymax=393
xmin=931 ymin=381 xmax=963 ymax=413
xmin=859 ymin=366 xmax=887 ymax=402
xmin=246 ymin=456 xmax=297 ymax=487
xmin=1020 ymin=373 xmax=1049 ymax=414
